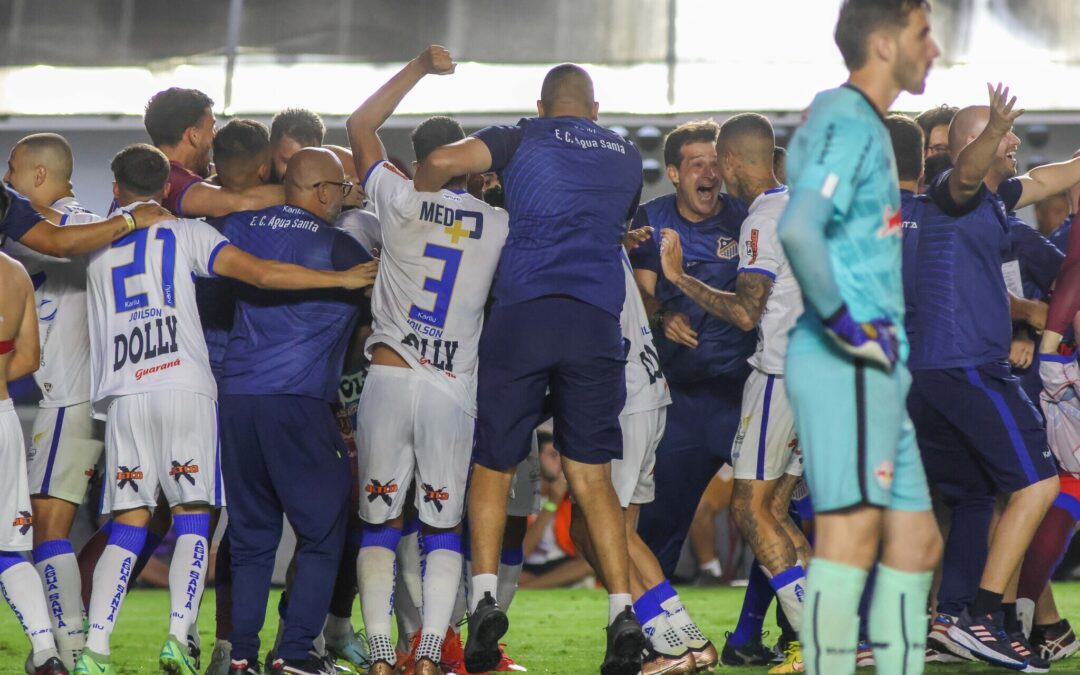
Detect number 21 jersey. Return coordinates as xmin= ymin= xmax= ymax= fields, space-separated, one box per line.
xmin=362 ymin=161 xmax=509 ymax=416
xmin=87 ymin=203 xmax=228 ymax=418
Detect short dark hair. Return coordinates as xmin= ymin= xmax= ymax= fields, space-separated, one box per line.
xmin=411 ymin=116 xmax=465 ymax=164
xmin=719 ymin=113 xmax=775 ymax=146
xmin=834 ymin=0 xmax=930 ymax=70
xmin=144 ymin=87 xmax=214 ymax=147
xmin=914 ymin=104 xmax=958 ymax=150
xmin=270 ymin=108 xmax=325 ymax=147
xmin=111 ymin=144 xmax=170 ymax=196
xmin=540 ymin=63 xmax=595 ymax=110
xmin=213 ymin=119 xmax=270 ymax=176
xmin=885 ymin=114 xmax=924 ymax=182
xmin=536 ymin=429 xmax=554 ymax=449
xmin=663 ymin=120 xmax=720 ymax=168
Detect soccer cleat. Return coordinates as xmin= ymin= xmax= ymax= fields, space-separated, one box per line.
xmin=721 ymin=632 xmax=774 ymax=666
xmin=365 ymin=661 xmax=395 ymax=675
xmin=926 ymin=613 xmax=975 ymax=661
xmin=493 ymin=644 xmax=528 ymax=672
xmin=854 ymin=641 xmax=874 ymax=668
xmin=464 ymin=592 xmax=509 ymax=674
xmin=409 ymin=657 xmax=441 ymax=675
xmin=326 ymin=629 xmax=371 ymax=672
xmin=692 ymin=571 xmax=723 ymax=587
xmin=206 ymin=640 xmax=234 ymax=675
xmin=1032 ymin=620 xmax=1080 ymax=662
xmin=72 ymin=651 xmax=113 ymax=675
xmin=270 ymin=655 xmax=336 ymax=675
xmin=31 ymin=657 xmax=69 ymax=675
xmin=601 ymin=607 xmax=647 ymax=675
xmin=947 ymin=609 xmax=1027 ymax=669
xmin=641 ymin=647 xmax=697 ymax=674
xmin=768 ymin=640 xmax=804 ymax=673
xmin=687 ymin=641 xmax=717 ymax=672
xmin=924 ymin=645 xmax=964 ymax=663
xmin=228 ymin=659 xmax=262 ymax=675
xmin=440 ymin=628 xmax=466 ymax=674
xmin=1009 ymin=632 xmax=1049 ymax=673
xmin=188 ymin=633 xmax=202 ymax=670
xmin=161 ymin=635 xmax=200 ymax=675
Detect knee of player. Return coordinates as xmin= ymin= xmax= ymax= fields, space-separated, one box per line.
xmin=1017 ymin=473 xmax=1062 ymax=509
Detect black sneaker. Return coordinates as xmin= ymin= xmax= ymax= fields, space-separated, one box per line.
xmin=1032 ymin=619 xmax=1080 ymax=662
xmin=31 ymin=657 xmax=69 ymax=675
xmin=464 ymin=591 xmax=508 ymax=673
xmin=229 ymin=659 xmax=262 ymax=675
xmin=601 ymin=606 xmax=647 ymax=675
xmin=946 ymin=609 xmax=1028 ymax=669
xmin=721 ymin=631 xmax=775 ymax=666
xmin=269 ymin=655 xmax=336 ymax=675
xmin=1009 ymin=631 xmax=1050 ymax=673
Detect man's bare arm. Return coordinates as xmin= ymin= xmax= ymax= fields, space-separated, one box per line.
xmin=1015 ymin=157 xmax=1080 ymax=210
xmin=16 ymin=203 xmax=171 ymax=258
xmin=179 ymin=182 xmax=285 ymax=219
xmin=947 ymin=83 xmax=1022 ymax=206
xmin=212 ymin=244 xmax=378 ymax=290
xmin=671 ymin=271 xmax=772 ymax=332
xmin=413 ymin=138 xmax=493 ymax=192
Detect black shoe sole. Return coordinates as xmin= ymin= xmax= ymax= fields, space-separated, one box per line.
xmin=601 ymin=626 xmax=648 ymax=675
xmin=463 ymin=609 xmax=509 ymax=673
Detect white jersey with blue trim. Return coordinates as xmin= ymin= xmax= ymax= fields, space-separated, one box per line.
xmin=362 ymin=160 xmax=508 ymax=417
xmin=737 ymin=187 xmax=800 ymax=375
xmin=620 ymin=253 xmax=670 ymax=415
xmin=1 ymin=196 xmax=98 ymax=407
xmin=87 ymin=201 xmax=228 ymax=418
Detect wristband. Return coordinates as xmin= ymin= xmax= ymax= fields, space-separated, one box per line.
xmin=541 ymin=500 xmax=558 ymax=513
xmin=120 ymin=209 xmax=137 ymax=233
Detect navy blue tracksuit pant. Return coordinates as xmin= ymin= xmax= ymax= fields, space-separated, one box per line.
xmin=221 ymin=394 xmax=351 ymax=662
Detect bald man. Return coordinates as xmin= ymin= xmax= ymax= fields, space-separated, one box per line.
xmin=1 ymin=133 xmax=107 ymax=667
xmin=215 ymin=147 xmax=380 ymax=673
xmin=904 ymin=84 xmax=1080 ymax=669
xmin=415 ymin=63 xmax=646 ymax=675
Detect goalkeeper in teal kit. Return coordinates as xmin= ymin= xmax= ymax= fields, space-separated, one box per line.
xmin=775 ymin=1 xmax=941 ymax=674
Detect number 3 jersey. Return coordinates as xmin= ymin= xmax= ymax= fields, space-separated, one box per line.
xmin=620 ymin=252 xmax=671 ymax=415
xmin=87 ymin=202 xmax=228 ymax=419
xmin=362 ymin=160 xmax=509 ymax=417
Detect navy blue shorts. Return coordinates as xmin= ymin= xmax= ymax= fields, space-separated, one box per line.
xmin=474 ymin=296 xmax=626 ymax=470
xmin=908 ymin=363 xmax=1055 ymax=495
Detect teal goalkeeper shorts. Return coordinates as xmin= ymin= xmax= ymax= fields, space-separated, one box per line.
xmin=785 ymin=344 xmax=931 ymax=513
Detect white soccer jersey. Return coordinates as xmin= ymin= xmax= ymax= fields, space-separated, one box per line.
xmin=337 ymin=207 xmax=382 ymax=253
xmin=362 ymin=160 xmax=508 ymax=416
xmin=1 ymin=197 xmax=98 ymax=407
xmin=738 ymin=187 xmax=800 ymax=375
xmin=620 ymin=253 xmax=671 ymax=415
xmin=87 ymin=202 xmax=228 ymax=419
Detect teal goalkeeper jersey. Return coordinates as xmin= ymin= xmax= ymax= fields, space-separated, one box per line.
xmin=785 ymin=84 xmax=906 ymax=359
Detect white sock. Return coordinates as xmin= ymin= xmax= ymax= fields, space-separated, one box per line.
xmin=1 ymin=558 xmax=59 ymax=666
xmin=766 ymin=563 xmax=806 ymax=632
xmin=450 ymin=572 xmax=467 ymax=630
xmin=609 ymin=593 xmax=633 ymax=625
xmin=496 ymin=554 xmax=524 ymax=611
xmin=658 ymin=590 xmax=707 ymax=648
xmin=168 ymin=518 xmax=209 ymax=643
xmin=419 ymin=533 xmax=463 ymax=662
xmin=394 ymin=570 xmax=422 ymax=653
xmin=86 ymin=525 xmax=145 ymax=655
xmin=33 ymin=540 xmax=84 ymax=668
xmin=358 ymin=525 xmax=401 ymax=665
xmin=470 ymin=573 xmax=499 ymax=612
xmin=397 ymin=523 xmax=423 ymax=613
xmin=646 ymin=611 xmax=689 ymax=656
xmin=699 ymin=559 xmax=722 ymax=577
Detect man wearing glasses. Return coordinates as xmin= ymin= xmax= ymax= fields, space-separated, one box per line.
xmin=214 ymin=147 xmax=379 ymax=675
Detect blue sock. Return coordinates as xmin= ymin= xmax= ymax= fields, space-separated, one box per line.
xmin=730 ymin=562 xmax=773 ymax=647
xmin=500 ymin=546 xmax=524 ymax=567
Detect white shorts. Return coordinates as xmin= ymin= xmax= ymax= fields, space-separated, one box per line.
xmin=613 ymin=407 xmax=666 ymax=508
xmin=1 ymin=401 xmax=32 ymax=551
xmin=731 ymin=370 xmax=803 ymax=481
xmin=102 ymin=391 xmax=223 ymax=513
xmin=507 ymin=436 xmax=541 ymax=518
xmin=356 ymin=365 xmax=473 ymax=529
xmin=26 ymin=401 xmax=105 ymax=504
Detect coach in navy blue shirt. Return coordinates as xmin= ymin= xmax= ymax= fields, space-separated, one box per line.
xmin=414 ymin=64 xmax=647 ymax=674
xmin=625 ymin=120 xmax=753 ymax=578
xmin=217 ymin=148 xmax=375 ymax=671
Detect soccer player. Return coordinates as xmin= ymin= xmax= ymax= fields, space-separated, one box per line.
xmin=775 ymin=2 xmax=941 ymax=674
xmin=908 ymin=85 xmax=1080 ymax=669
xmin=346 ymin=45 xmax=509 ymax=675
xmin=658 ymin=112 xmax=809 ymax=674
xmin=0 ymin=218 xmax=67 ymax=674
xmin=75 ymin=144 xmax=377 ymax=675
xmin=143 ymin=87 xmax=283 ymax=217
xmin=1 ymin=133 xmax=107 ymax=668
xmin=626 ymin=119 xmax=754 ymax=588
xmin=217 ymin=147 xmax=377 ymax=675
xmin=413 ymin=64 xmax=647 ymax=675
xmin=270 ymin=108 xmax=327 ymax=182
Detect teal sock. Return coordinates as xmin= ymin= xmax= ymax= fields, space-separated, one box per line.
xmin=869 ymin=564 xmax=932 ymax=675
xmin=801 ymin=558 xmax=867 ymax=675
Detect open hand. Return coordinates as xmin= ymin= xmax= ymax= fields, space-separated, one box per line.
xmin=623 ymin=226 xmax=652 ymax=252
xmin=344 ymin=259 xmax=380 ymax=289
xmin=130 ymin=203 xmax=172 ymax=228
xmin=986 ymin=82 xmax=1024 ymax=136
xmin=660 ymin=229 xmax=685 ymax=284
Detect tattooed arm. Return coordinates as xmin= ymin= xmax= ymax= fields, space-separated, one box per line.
xmin=660 ymin=228 xmax=771 ymax=331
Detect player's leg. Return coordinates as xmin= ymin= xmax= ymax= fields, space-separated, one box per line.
xmin=354 ymin=365 xmax=415 ymax=671
xmin=687 ymin=470 xmax=730 ymax=584
xmin=1030 ymin=584 xmax=1079 ymax=662
xmin=0 ymin=401 xmax=64 ymax=672
xmin=1017 ymin=480 xmax=1080 ymax=636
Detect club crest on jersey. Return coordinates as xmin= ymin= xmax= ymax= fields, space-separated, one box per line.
xmin=366 ymin=479 xmax=398 ymax=506
xmin=875 ymin=460 xmax=895 ymax=489
xmin=13 ymin=511 xmax=32 ymax=535
xmin=422 ymin=483 xmax=450 ymax=512
xmin=716 ymin=236 xmax=738 ymax=260
xmin=170 ymin=460 xmax=199 ymax=485
xmin=878 ymin=206 xmax=902 ymax=238
xmin=745 ymin=230 xmax=759 ymax=265
xmin=117 ymin=466 xmax=143 ymax=491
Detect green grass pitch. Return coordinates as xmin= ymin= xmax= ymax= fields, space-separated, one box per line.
xmin=4 ymin=584 xmax=1080 ymax=673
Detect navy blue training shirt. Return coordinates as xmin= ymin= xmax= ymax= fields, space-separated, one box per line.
xmin=195 ymin=216 xmax=234 ymax=379
xmin=473 ymin=116 xmax=643 ymax=318
xmin=0 ymin=186 xmax=43 ymax=242
xmin=907 ymin=170 xmax=1023 ymax=370
xmin=218 ymin=204 xmax=372 ymax=401
xmin=628 ymin=193 xmax=755 ymax=384
xmin=900 ymin=188 xmax=933 ymax=342
xmin=1006 ymin=214 xmax=1062 ymax=299
xmin=1050 ymin=215 xmax=1072 ymax=254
